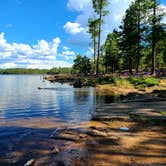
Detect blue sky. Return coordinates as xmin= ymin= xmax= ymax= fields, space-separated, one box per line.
xmin=0 ymin=0 xmax=166 ymax=69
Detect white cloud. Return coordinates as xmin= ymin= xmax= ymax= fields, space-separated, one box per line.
xmin=0 ymin=32 xmax=72 ymax=69
xmin=158 ymin=4 xmax=166 ymax=23
xmin=63 ymin=46 xmax=70 ymax=50
xmin=59 ymin=47 xmax=76 ymax=60
xmin=64 ymin=21 xmax=85 ymax=35
xmin=67 ymin=0 xmax=91 ymax=11
xmin=85 ymin=47 xmax=93 ymax=57
xmin=0 ymin=62 xmax=17 ymax=68
xmin=65 ymin=0 xmax=134 ymax=46
xmin=62 ymin=50 xmax=75 ymax=56
xmin=26 ymin=60 xmax=72 ymax=69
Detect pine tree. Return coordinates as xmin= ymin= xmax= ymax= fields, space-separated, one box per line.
xmin=92 ymin=0 xmax=109 ymax=76
xmin=88 ymin=17 xmax=99 ymax=73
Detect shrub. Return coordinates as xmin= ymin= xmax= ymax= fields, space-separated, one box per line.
xmin=128 ymin=77 xmax=159 ymax=87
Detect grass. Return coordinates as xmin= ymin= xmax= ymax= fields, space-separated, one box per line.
xmin=127 ymin=77 xmax=160 ymax=87
xmin=160 ymin=111 xmax=166 ymax=115
xmin=96 ymin=77 xmax=160 ymax=88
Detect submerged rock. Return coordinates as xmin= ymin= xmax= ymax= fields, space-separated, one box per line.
xmin=51 ymin=146 xmax=60 ymax=154
xmin=86 ymin=129 xmax=107 ymax=137
xmin=73 ymin=80 xmax=83 ymax=88
xmin=50 ymin=128 xmax=87 ymax=141
xmin=24 ymin=159 xmax=35 ymax=166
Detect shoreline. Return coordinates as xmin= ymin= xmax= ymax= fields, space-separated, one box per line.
xmin=0 ymin=90 xmax=166 ymax=165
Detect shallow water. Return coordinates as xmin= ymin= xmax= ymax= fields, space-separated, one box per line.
xmin=0 ymin=75 xmax=97 ymax=123
xmin=0 ymin=75 xmax=119 ymax=165
xmin=0 ymin=75 xmax=119 ymax=124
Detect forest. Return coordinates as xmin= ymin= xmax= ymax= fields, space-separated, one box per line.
xmin=73 ymin=0 xmax=166 ymax=76
xmin=0 ymin=0 xmax=165 ymax=76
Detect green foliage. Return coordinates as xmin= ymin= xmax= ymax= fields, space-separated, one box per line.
xmin=128 ymin=77 xmax=159 ymax=87
xmin=112 ymin=77 xmax=132 ymax=87
xmin=92 ymin=0 xmax=110 ymax=76
xmin=88 ymin=18 xmax=99 ymax=73
xmin=118 ymin=0 xmax=166 ymax=74
xmin=73 ymin=55 xmax=92 ymax=75
xmin=47 ymin=67 xmax=72 ymax=74
xmin=103 ymin=30 xmax=121 ymax=73
xmin=0 ymin=67 xmax=72 ymax=75
xmin=160 ymin=111 xmax=166 ymax=115
xmin=96 ymin=76 xmax=160 ymax=88
xmin=96 ymin=76 xmax=113 ymax=84
xmin=0 ymin=68 xmax=48 ymax=74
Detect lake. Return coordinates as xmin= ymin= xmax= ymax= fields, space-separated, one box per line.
xmin=0 ymin=75 xmax=116 ymax=124
xmin=0 ymin=75 xmax=119 ymax=165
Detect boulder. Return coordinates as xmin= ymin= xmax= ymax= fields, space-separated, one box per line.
xmin=24 ymin=159 xmax=35 ymax=166
xmin=86 ymin=129 xmax=107 ymax=137
xmin=50 ymin=128 xmax=87 ymax=141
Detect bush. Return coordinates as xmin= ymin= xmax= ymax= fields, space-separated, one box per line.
xmin=112 ymin=77 xmax=132 ymax=87
xmin=96 ymin=77 xmax=113 ymax=84
xmin=128 ymin=77 xmax=159 ymax=87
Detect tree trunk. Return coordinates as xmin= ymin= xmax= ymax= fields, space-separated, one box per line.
xmin=151 ymin=1 xmax=157 ymax=76
xmin=96 ymin=9 xmax=102 ymax=77
xmin=93 ymin=36 xmax=96 ymax=74
xmin=151 ymin=41 xmax=157 ymax=75
xmin=136 ymin=1 xmax=141 ymax=73
xmin=129 ymin=58 xmax=133 ymax=75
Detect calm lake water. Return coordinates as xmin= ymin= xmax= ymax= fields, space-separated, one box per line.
xmin=0 ymin=75 xmax=115 ymax=124
xmin=0 ymin=75 xmax=119 ymax=165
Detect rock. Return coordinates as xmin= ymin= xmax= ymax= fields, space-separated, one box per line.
xmin=24 ymin=159 xmax=35 ymax=166
xmin=87 ymin=129 xmax=107 ymax=137
xmin=92 ymin=114 xmax=129 ymax=121
xmin=79 ymin=133 xmax=88 ymax=139
xmin=52 ymin=146 xmax=60 ymax=154
xmin=6 ymin=152 xmax=21 ymax=164
xmin=86 ymin=140 xmax=99 ymax=146
xmin=97 ymin=136 xmax=120 ymax=145
xmin=120 ymin=127 xmax=129 ymax=131
xmin=50 ymin=128 xmax=86 ymax=141
xmin=73 ymin=80 xmax=83 ymax=88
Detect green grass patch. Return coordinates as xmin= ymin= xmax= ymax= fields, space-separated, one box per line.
xmin=128 ymin=77 xmax=160 ymax=87
xmin=112 ymin=77 xmax=132 ymax=87
xmin=96 ymin=77 xmax=114 ymax=84
xmin=160 ymin=111 xmax=166 ymax=115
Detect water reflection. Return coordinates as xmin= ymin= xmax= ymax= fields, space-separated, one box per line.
xmin=0 ymin=75 xmax=118 ymax=123
xmin=0 ymin=75 xmax=95 ymax=123
xmin=95 ymin=92 xmax=120 ymax=104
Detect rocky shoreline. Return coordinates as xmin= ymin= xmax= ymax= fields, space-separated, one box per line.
xmin=25 ymin=91 xmax=166 ymax=166
xmin=0 ymin=90 xmax=166 ymax=166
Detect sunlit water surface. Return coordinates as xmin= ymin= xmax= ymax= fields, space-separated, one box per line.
xmin=0 ymin=75 xmax=119 ymax=164
xmin=0 ymin=75 xmax=99 ymax=123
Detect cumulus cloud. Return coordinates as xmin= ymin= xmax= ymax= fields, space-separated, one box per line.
xmin=59 ymin=47 xmax=76 ymax=60
xmin=65 ymin=0 xmax=134 ymax=47
xmin=63 ymin=46 xmax=70 ymax=50
xmin=0 ymin=62 xmax=17 ymax=68
xmin=64 ymin=21 xmax=85 ymax=35
xmin=67 ymin=0 xmax=91 ymax=11
xmin=0 ymin=32 xmax=72 ymax=69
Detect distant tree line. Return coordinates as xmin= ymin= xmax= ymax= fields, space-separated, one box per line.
xmin=0 ymin=67 xmax=72 ymax=74
xmin=74 ymin=0 xmax=166 ymax=76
